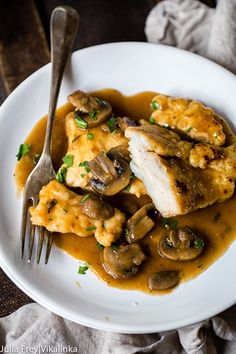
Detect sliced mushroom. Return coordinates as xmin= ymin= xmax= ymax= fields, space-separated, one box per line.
xmin=159 ymin=226 xmax=205 ymax=261
xmin=88 ymin=152 xmax=118 ymax=184
xmin=80 ymin=195 xmax=114 ymax=220
xmin=102 ymin=243 xmax=146 ymax=278
xmin=89 ymin=148 xmax=131 ymax=196
xmin=125 ymin=203 xmax=157 ymax=243
xmin=116 ymin=117 xmax=137 ymax=131
xmin=107 ymin=145 xmax=131 ymax=162
xmin=148 ymin=271 xmax=179 ymax=290
xmin=68 ymin=90 xmax=112 ymax=128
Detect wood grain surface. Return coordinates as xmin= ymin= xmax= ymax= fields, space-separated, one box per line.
xmin=0 ymin=0 xmax=216 ymax=317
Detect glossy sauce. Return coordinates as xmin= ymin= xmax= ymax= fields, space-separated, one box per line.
xmin=15 ymin=89 xmax=236 ymax=294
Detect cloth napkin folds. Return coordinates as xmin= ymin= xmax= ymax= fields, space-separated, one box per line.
xmin=1 ymin=0 xmax=236 ymax=353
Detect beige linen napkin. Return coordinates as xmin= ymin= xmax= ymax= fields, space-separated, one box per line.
xmin=1 ymin=0 xmax=236 ymax=353
xmin=1 ymin=303 xmax=236 ymax=353
xmin=145 ymin=0 xmax=236 ymax=74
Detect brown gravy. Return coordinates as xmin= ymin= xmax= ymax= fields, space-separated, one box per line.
xmin=15 ymin=89 xmax=236 ymax=294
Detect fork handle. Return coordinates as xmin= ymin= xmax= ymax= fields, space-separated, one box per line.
xmin=42 ymin=6 xmax=79 ymax=156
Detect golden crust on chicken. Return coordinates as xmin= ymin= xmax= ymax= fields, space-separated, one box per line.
xmin=29 ymin=180 xmax=126 ymax=246
xmin=150 ymin=94 xmax=235 ymax=146
xmin=126 ymin=125 xmax=236 ymax=217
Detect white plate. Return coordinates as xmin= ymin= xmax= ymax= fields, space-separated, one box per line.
xmin=0 ymin=42 xmax=236 ymax=334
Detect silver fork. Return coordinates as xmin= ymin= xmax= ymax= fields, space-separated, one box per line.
xmin=20 ymin=6 xmax=79 ymax=264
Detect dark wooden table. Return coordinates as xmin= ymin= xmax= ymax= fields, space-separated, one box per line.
xmin=0 ymin=0 xmax=215 ymax=318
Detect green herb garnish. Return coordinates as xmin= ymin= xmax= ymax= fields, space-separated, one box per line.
xmin=149 ymin=117 xmax=155 ymax=124
xmin=80 ymin=194 xmax=91 ymax=205
xmin=107 ymin=116 xmax=116 ymax=133
xmin=123 ymin=184 xmax=131 ymax=193
xmin=96 ymin=242 xmax=105 ymax=250
xmin=194 ymin=238 xmax=204 ymax=249
xmin=150 ymin=100 xmax=159 ymax=111
xmin=16 ymin=143 xmax=32 ymax=161
xmin=131 ymin=172 xmax=137 ymax=180
xmin=62 ymin=154 xmax=74 ymax=167
xmin=87 ymin=132 xmax=94 ymax=140
xmin=79 ymin=160 xmax=91 ymax=173
xmin=78 ymin=264 xmax=89 ymax=275
xmin=185 ymin=126 xmax=193 ymax=133
xmin=56 ymin=166 xmax=67 ymax=183
xmin=74 ymin=112 xmax=88 ymax=129
xmin=86 ymin=226 xmax=97 ymax=231
xmin=89 ymin=109 xmax=98 ymax=120
xmin=161 ymin=217 xmax=178 ymax=230
xmin=62 ymin=208 xmax=68 ymax=214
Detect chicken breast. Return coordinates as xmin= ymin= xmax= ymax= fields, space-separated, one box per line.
xmin=29 ymin=180 xmax=126 ymax=246
xmin=150 ymin=94 xmax=236 ymax=146
xmin=59 ymin=91 xmax=147 ymax=198
xmin=125 ymin=126 xmax=236 ymax=217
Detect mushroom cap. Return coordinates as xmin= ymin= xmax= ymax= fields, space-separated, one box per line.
xmin=102 ymin=243 xmax=146 ymax=278
xmin=148 ymin=271 xmax=179 ymax=290
xmin=80 ymin=195 xmax=114 ymax=220
xmin=69 ymin=90 xmax=112 ymax=128
xmin=125 ymin=203 xmax=157 ymax=243
xmin=89 ymin=148 xmax=132 ymax=196
xmin=159 ymin=226 xmax=204 ymax=261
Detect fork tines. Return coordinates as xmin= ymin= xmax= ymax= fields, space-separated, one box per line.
xmin=21 ymin=200 xmax=53 ymax=264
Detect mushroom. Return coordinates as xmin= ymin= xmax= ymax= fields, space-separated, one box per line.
xmin=80 ymin=194 xmax=114 ymax=220
xmin=116 ymin=117 xmax=137 ymax=131
xmin=148 ymin=271 xmax=179 ymax=290
xmin=159 ymin=226 xmax=205 ymax=261
xmin=68 ymin=90 xmax=112 ymax=128
xmin=102 ymin=243 xmax=146 ymax=278
xmin=125 ymin=203 xmax=157 ymax=243
xmin=107 ymin=145 xmax=131 ymax=162
xmin=89 ymin=148 xmax=132 ymax=196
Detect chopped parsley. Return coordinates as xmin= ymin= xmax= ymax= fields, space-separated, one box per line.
xmin=185 ymin=126 xmax=193 ymax=133
xmin=194 ymin=238 xmax=204 ymax=249
xmin=161 ymin=217 xmax=178 ymax=230
xmin=80 ymin=194 xmax=91 ymax=205
xmin=80 ymin=173 xmax=85 ymax=178
xmin=78 ymin=264 xmax=89 ymax=275
xmin=87 ymin=132 xmax=94 ymax=140
xmin=149 ymin=117 xmax=155 ymax=124
xmin=123 ymin=184 xmax=131 ymax=193
xmin=79 ymin=160 xmax=91 ymax=173
xmin=56 ymin=166 xmax=67 ymax=183
xmin=96 ymin=242 xmax=105 ymax=250
xmin=150 ymin=100 xmax=159 ymax=111
xmin=86 ymin=226 xmax=97 ymax=231
xmin=74 ymin=112 xmax=88 ymax=129
xmin=62 ymin=154 xmax=74 ymax=167
xmin=16 ymin=143 xmax=32 ymax=161
xmin=131 ymin=172 xmax=137 ymax=180
xmin=89 ymin=109 xmax=98 ymax=120
xmin=107 ymin=116 xmax=116 ymax=133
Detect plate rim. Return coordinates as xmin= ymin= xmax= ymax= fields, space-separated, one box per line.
xmin=0 ymin=41 xmax=236 ymax=333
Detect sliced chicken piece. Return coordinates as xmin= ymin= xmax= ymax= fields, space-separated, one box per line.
xmin=150 ymin=94 xmax=235 ymax=146
xmin=29 ymin=180 xmax=126 ymax=246
xmin=125 ymin=126 xmax=236 ymax=217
